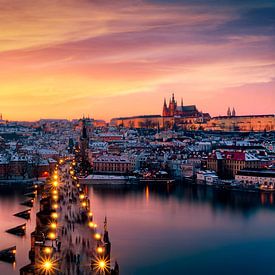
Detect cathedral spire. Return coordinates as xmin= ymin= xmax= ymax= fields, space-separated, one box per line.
xmin=232 ymin=107 xmax=236 ymax=116
xmin=227 ymin=107 xmax=231 ymax=117
xmin=164 ymin=98 xmax=167 ymax=107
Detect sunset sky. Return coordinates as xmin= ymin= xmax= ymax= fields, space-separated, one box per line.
xmin=0 ymin=0 xmax=274 ymax=121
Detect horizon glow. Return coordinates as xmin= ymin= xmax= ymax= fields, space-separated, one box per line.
xmin=0 ymin=0 xmax=274 ymax=121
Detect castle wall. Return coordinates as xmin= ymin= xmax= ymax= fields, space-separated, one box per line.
xmin=205 ymin=115 xmax=275 ymax=132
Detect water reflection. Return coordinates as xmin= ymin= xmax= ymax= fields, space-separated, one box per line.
xmin=90 ymin=183 xmax=275 ymax=275
xmin=1 ymin=183 xmax=275 ymax=275
xmin=92 ymin=183 xmax=275 ymax=217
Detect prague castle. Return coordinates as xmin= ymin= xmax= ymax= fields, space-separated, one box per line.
xmin=110 ymin=93 xmax=275 ymax=132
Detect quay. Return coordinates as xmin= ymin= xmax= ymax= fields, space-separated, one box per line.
xmin=18 ymin=161 xmax=119 ymax=275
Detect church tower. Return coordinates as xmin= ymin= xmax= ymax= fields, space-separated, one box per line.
xmin=168 ymin=93 xmax=177 ymax=116
xmin=79 ymin=118 xmax=90 ymax=173
xmin=227 ymin=107 xmax=231 ymax=117
xmin=162 ymin=98 xmax=169 ymax=117
xmin=232 ymin=107 xmax=236 ymax=116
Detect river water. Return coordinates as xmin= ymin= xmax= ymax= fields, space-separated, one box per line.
xmin=1 ymin=183 xmax=275 ymax=275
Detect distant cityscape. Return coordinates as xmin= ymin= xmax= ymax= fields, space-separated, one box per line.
xmin=0 ymin=95 xmax=274 ymax=191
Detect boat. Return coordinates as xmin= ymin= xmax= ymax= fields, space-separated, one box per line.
xmin=21 ymin=199 xmax=34 ymax=207
xmin=0 ymin=246 xmax=16 ymax=263
xmin=14 ymin=209 xmax=31 ymax=220
xmin=6 ymin=224 xmax=26 ymax=236
xmin=79 ymin=174 xmax=138 ymax=185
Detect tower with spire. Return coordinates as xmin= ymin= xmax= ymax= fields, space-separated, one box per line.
xmin=78 ymin=118 xmax=91 ymax=174
xmin=227 ymin=107 xmax=231 ymax=117
xmin=232 ymin=107 xmax=236 ymax=116
xmin=162 ymin=98 xmax=169 ymax=117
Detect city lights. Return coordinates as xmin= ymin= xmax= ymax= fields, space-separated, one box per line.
xmin=88 ymin=221 xmax=97 ymax=228
xmin=37 ymin=256 xmax=58 ymax=274
xmin=50 ymin=222 xmax=57 ymax=230
xmin=48 ymin=232 xmax=56 ymax=240
xmin=44 ymin=247 xmax=52 ymax=254
xmin=94 ymin=233 xmax=101 ymax=240
xmin=93 ymin=256 xmax=110 ymax=273
xmin=96 ymin=247 xmax=104 ymax=254
xmin=51 ymin=212 xmax=58 ymax=219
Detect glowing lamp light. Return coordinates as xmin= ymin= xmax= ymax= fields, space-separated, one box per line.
xmin=79 ymin=194 xmax=85 ymax=200
xmin=52 ymin=195 xmax=58 ymax=201
xmin=99 ymin=260 xmax=106 ymax=268
xmin=96 ymin=247 xmax=104 ymax=254
xmin=51 ymin=212 xmax=58 ymax=219
xmin=43 ymin=260 xmax=52 ymax=270
xmin=93 ymin=256 xmax=110 ymax=273
xmin=94 ymin=233 xmax=101 ymax=240
xmin=88 ymin=222 xmax=97 ymax=228
xmin=48 ymin=232 xmax=56 ymax=240
xmin=82 ymin=202 xmax=87 ymax=207
xmin=53 ymin=203 xmax=58 ymax=210
xmin=12 ymin=249 xmax=16 ymax=255
xmin=50 ymin=222 xmax=57 ymax=230
xmin=88 ymin=212 xmax=93 ymax=217
xmin=44 ymin=247 xmax=52 ymax=254
xmin=53 ymin=175 xmax=58 ymax=180
xmin=70 ymin=170 xmax=74 ymax=175
xmin=53 ymin=181 xmax=58 ymax=187
xmin=76 ymin=183 xmax=80 ymax=188
xmin=52 ymin=190 xmax=58 ymax=195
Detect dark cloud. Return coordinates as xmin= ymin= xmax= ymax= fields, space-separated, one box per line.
xmin=217 ymin=7 xmax=275 ymax=36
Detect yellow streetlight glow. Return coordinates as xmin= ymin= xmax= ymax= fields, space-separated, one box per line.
xmin=12 ymin=249 xmax=16 ymax=254
xmin=88 ymin=221 xmax=97 ymax=228
xmin=51 ymin=212 xmax=58 ymax=219
xmin=82 ymin=202 xmax=87 ymax=207
xmin=43 ymin=260 xmax=52 ymax=270
xmin=79 ymin=194 xmax=85 ymax=200
xmin=52 ymin=195 xmax=58 ymax=200
xmin=96 ymin=247 xmax=104 ymax=254
xmin=94 ymin=233 xmax=101 ymax=240
xmin=50 ymin=222 xmax=57 ymax=229
xmin=53 ymin=181 xmax=58 ymax=187
xmin=38 ymin=256 xmax=58 ymax=274
xmin=53 ymin=175 xmax=58 ymax=180
xmin=76 ymin=183 xmax=80 ymax=188
xmin=52 ymin=190 xmax=58 ymax=195
xmin=48 ymin=232 xmax=56 ymax=240
xmin=88 ymin=212 xmax=93 ymax=217
xmin=93 ymin=256 xmax=110 ymax=273
xmin=99 ymin=260 xmax=106 ymax=268
xmin=44 ymin=247 xmax=52 ymax=254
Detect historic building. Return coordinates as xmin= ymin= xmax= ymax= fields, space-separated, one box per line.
xmin=206 ymin=151 xmax=265 ymax=179
xmin=162 ymin=93 xmax=207 ymax=118
xmin=110 ymin=93 xmax=274 ymax=132
xmin=205 ymin=115 xmax=275 ymax=132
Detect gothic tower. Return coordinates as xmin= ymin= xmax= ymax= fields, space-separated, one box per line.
xmin=162 ymin=98 xmax=169 ymax=117
xmin=232 ymin=107 xmax=236 ymax=116
xmin=227 ymin=107 xmax=231 ymax=117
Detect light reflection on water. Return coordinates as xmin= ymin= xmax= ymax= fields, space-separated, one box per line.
xmin=88 ymin=183 xmax=275 ymax=275
xmin=1 ymin=183 xmax=275 ymax=274
xmin=0 ymin=186 xmax=39 ymax=275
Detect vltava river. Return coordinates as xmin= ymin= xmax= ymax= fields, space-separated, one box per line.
xmin=1 ymin=183 xmax=275 ymax=274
